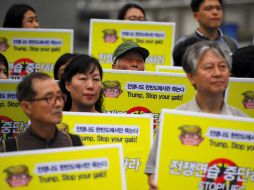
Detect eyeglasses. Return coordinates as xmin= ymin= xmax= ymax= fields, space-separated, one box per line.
xmin=27 ymin=94 xmax=66 ymax=105
xmin=125 ymin=16 xmax=146 ymax=21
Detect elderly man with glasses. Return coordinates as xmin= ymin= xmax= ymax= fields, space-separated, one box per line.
xmin=1 ymin=72 xmax=82 ymax=152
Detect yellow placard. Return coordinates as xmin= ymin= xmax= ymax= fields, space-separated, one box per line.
xmin=1 ymin=75 xmax=253 ymax=145
xmin=0 ymin=79 xmax=29 ymax=143
xmin=102 ymin=70 xmax=195 ymax=129
xmin=156 ymin=109 xmax=254 ymax=190
xmin=226 ymin=78 xmax=254 ymax=117
xmin=89 ymin=19 xmax=175 ymax=71
xmin=0 ymin=144 xmax=126 ymax=190
xmin=156 ymin=66 xmax=184 ymax=73
xmin=0 ymin=28 xmax=73 ymax=78
xmin=61 ymin=112 xmax=153 ymax=190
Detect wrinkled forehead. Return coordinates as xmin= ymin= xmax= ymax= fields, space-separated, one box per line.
xmin=198 ymin=48 xmax=226 ymax=63
xmin=32 ymin=78 xmax=59 ymax=95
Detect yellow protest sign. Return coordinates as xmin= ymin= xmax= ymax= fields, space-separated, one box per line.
xmin=61 ymin=112 xmax=153 ymax=190
xmin=0 ymin=144 xmax=126 ymax=190
xmin=156 ymin=66 xmax=184 ymax=73
xmin=156 ymin=109 xmax=254 ymax=190
xmin=89 ymin=19 xmax=175 ymax=71
xmin=227 ymin=78 xmax=254 ymax=117
xmin=0 ymin=28 xmax=73 ymax=78
xmin=102 ymin=70 xmax=195 ymax=129
xmin=0 ymin=79 xmax=29 ymax=143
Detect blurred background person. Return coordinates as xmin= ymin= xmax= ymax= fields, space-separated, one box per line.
xmin=173 ymin=0 xmax=238 ymax=55
xmin=231 ymin=45 xmax=254 ymax=78
xmin=117 ymin=3 xmax=146 ymax=21
xmin=0 ymin=53 xmax=9 ymax=79
xmin=60 ymin=54 xmax=104 ymax=112
xmin=3 ymin=4 xmax=39 ymax=28
xmin=173 ymin=37 xmax=201 ymax=66
xmin=53 ymin=53 xmax=77 ymax=80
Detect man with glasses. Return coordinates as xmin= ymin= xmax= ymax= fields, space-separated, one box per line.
xmin=1 ymin=72 xmax=82 ymax=152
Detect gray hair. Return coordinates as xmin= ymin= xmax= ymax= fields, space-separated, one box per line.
xmin=182 ymin=41 xmax=232 ymax=75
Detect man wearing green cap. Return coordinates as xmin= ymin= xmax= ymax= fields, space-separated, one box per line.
xmin=112 ymin=40 xmax=149 ymax=71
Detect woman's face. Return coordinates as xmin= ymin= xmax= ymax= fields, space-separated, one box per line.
xmin=66 ymin=67 xmax=102 ymax=110
xmin=22 ymin=10 xmax=39 ymax=28
xmin=0 ymin=62 xmax=8 ymax=79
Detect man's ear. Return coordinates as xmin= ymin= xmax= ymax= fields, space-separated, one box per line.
xmin=112 ymin=63 xmax=117 ymax=69
xmin=65 ymin=81 xmax=71 ymax=92
xmin=20 ymin=101 xmax=32 ymax=116
xmin=187 ymin=73 xmax=196 ymax=86
xmin=193 ymin=12 xmax=199 ymax=21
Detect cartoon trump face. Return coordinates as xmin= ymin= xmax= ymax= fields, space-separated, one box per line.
xmin=102 ymin=80 xmax=123 ymax=98
xmin=102 ymin=29 xmax=118 ymax=43
xmin=4 ymin=165 xmax=32 ymax=187
xmin=179 ymin=125 xmax=203 ymax=146
xmin=0 ymin=37 xmax=9 ymax=52
xmin=242 ymin=91 xmax=254 ymax=109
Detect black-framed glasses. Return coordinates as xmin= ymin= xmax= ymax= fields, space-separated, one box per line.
xmin=27 ymin=94 xmax=66 ymax=105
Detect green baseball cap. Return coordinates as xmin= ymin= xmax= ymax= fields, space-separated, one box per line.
xmin=112 ymin=40 xmax=149 ymax=63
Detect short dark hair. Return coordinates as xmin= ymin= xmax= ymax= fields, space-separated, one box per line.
xmin=0 ymin=53 xmax=9 ymax=78
xmin=16 ymin=72 xmax=51 ymax=102
xmin=232 ymin=45 xmax=254 ymax=78
xmin=173 ymin=37 xmax=201 ymax=66
xmin=117 ymin=3 xmax=145 ymax=20
xmin=53 ymin=53 xmax=76 ymax=80
xmin=59 ymin=54 xmax=104 ymax=112
xmin=3 ymin=4 xmax=37 ymax=28
xmin=190 ymin=0 xmax=222 ymax=12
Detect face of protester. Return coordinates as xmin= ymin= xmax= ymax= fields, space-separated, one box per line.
xmin=187 ymin=49 xmax=230 ymax=96
xmin=0 ymin=62 xmax=8 ymax=79
xmin=22 ymin=10 xmax=39 ymax=28
xmin=113 ymin=51 xmax=145 ymax=71
xmin=21 ymin=79 xmax=64 ymax=126
xmin=124 ymin=7 xmax=145 ymax=21
xmin=194 ymin=0 xmax=222 ymax=30
xmin=65 ymin=68 xmax=102 ymax=111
